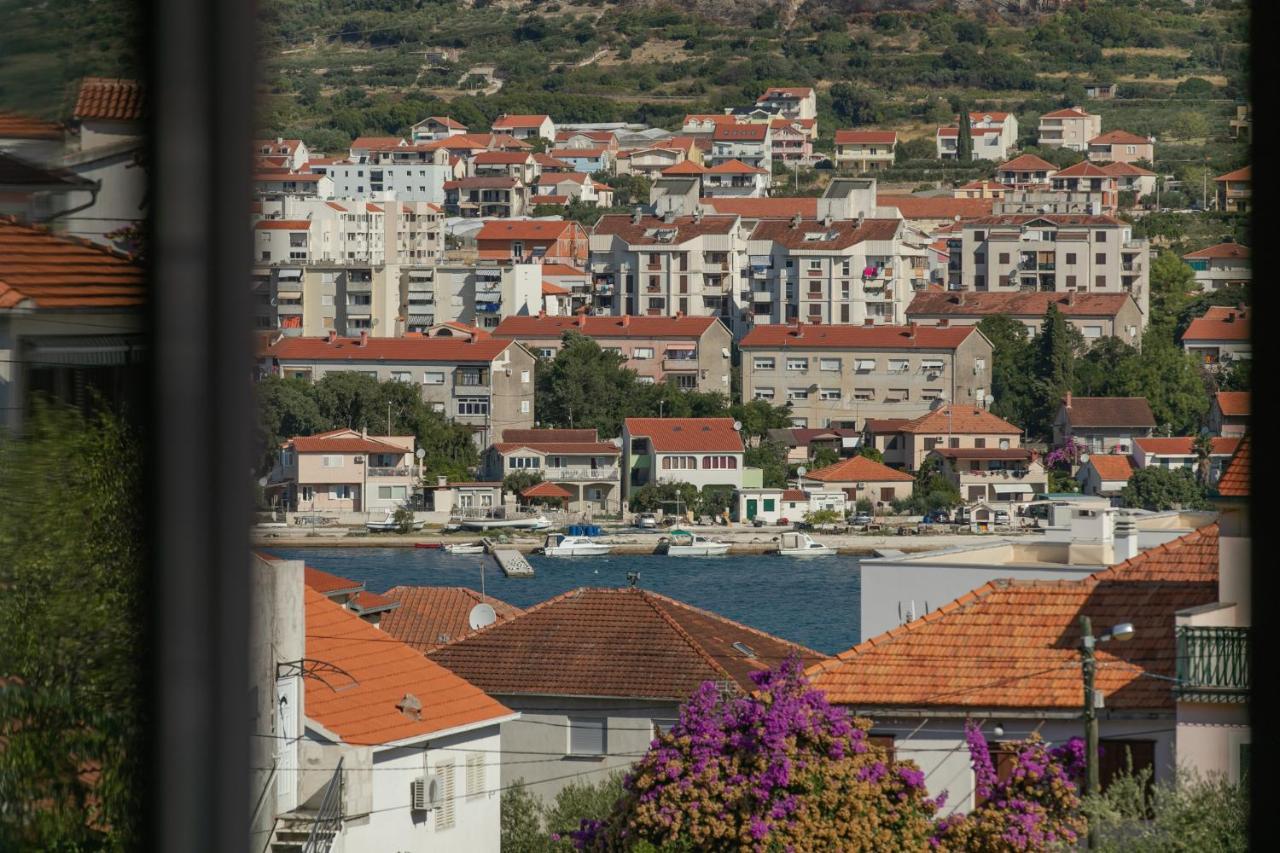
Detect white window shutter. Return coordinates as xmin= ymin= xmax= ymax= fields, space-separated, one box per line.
xmin=466 ymin=754 xmax=485 ymax=800
xmin=436 ymin=760 xmax=456 ymax=830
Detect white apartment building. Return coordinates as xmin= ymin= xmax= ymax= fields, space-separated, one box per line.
xmin=1038 ymin=107 xmax=1102 ymax=151
xmin=252 ymin=264 xmax=402 ymax=338
xmin=936 ymin=111 xmax=1018 ymax=161
xmin=710 ymin=124 xmax=772 ymax=173
xmin=755 ymin=87 xmax=818 ymax=122
xmin=327 ymin=143 xmax=454 ymax=203
xmin=251 ymin=197 xmax=444 ymax=266
xmin=403 ymin=263 xmax=544 ymax=333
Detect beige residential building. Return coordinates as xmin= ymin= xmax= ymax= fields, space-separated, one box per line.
xmin=403 ymin=262 xmax=544 ymax=334
xmin=260 ymin=334 xmax=537 ymax=447
xmin=797 ymin=454 xmax=916 ymax=508
xmin=868 ymin=405 xmax=1028 ymax=472
xmin=483 ymin=428 xmax=622 ymax=514
xmin=1087 ymin=130 xmax=1153 ymax=164
xmin=739 ymin=322 xmax=994 ymax=429
xmin=907 ymin=290 xmax=1145 ymax=345
xmin=267 ymin=428 xmax=417 ymax=514
xmin=252 ymin=263 xmax=402 ymax=338
xmin=833 ymin=130 xmax=897 ymax=172
xmin=251 ymin=197 xmax=444 ymax=266
xmin=755 ymin=87 xmax=818 ymax=122
xmin=491 ymin=313 xmax=732 ymax=394
xmin=958 ymin=214 xmax=1150 ymax=318
xmin=1037 ymin=107 xmax=1102 ymax=151
xmin=1214 ymin=166 xmax=1250 ymax=213
xmin=927 ymin=446 xmax=1049 ymax=506
xmin=1182 ymin=243 xmax=1249 ymax=291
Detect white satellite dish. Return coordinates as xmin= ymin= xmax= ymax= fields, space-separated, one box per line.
xmin=468 ymin=603 xmax=497 ymax=631
xmin=1079 ymin=452 xmax=1091 ymax=464
xmin=416 ymin=447 xmax=426 ymax=459
xmin=732 ymin=420 xmax=743 ymax=432
xmin=796 ymin=466 xmax=807 ymax=477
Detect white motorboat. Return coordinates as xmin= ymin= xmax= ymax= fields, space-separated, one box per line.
xmin=540 ymin=533 xmax=612 ymax=557
xmin=459 ymin=514 xmax=551 ymax=531
xmin=661 ymin=529 xmax=730 ymax=557
xmin=776 ymin=531 xmax=835 ymax=557
xmin=444 ymin=542 xmax=485 ymax=555
xmin=366 ymin=510 xmax=425 ymax=532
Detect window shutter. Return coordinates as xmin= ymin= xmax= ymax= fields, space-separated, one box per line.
xmin=436 ymin=760 xmax=456 ymax=830
xmin=466 ymin=753 xmax=485 ymax=800
xmin=569 ymin=718 xmax=605 ymax=756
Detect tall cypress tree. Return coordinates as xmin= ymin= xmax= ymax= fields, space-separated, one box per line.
xmin=1034 ymin=304 xmax=1074 ymax=439
xmin=956 ymin=107 xmax=973 ymax=163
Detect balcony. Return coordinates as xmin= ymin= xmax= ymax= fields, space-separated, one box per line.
xmin=1176 ymin=626 xmax=1250 ymax=702
xmin=367 ymin=466 xmax=415 ymax=477
xmin=543 ymin=466 xmax=620 ymax=481
xmin=662 ymin=356 xmax=698 ymax=371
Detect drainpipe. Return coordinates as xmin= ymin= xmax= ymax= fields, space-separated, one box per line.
xmin=37 ymin=179 xmax=103 ymax=227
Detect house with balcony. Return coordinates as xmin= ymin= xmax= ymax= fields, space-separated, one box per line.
xmin=710 ymin=123 xmax=772 ymax=173
xmin=1087 ymin=130 xmax=1153 ymax=164
xmin=475 ymin=219 xmax=588 ymax=265
xmin=614 ymin=137 xmax=704 ymax=178
xmin=491 ymin=114 xmax=556 ymax=142
xmin=469 ymin=150 xmax=539 ymax=183
xmin=536 ymin=172 xmax=612 ymax=207
xmin=1180 ymin=305 xmax=1250 ymax=370
xmin=755 ymin=87 xmax=817 ymax=121
xmin=701 ymin=159 xmax=770 ymax=197
xmin=768 ymin=117 xmax=815 ymax=164
xmin=764 ymin=427 xmax=863 ymax=464
xmin=253 ymin=137 xmax=310 ymax=172
xmin=1182 ymin=243 xmax=1249 ymax=291
xmin=796 ymin=454 xmax=916 ymax=509
xmin=935 ymin=126 xmax=1010 ymax=161
xmin=491 ymin=313 xmax=732 ymax=394
xmin=1045 ymin=160 xmax=1120 ymax=214
xmin=833 ymin=130 xmax=897 ymax=172
xmin=267 ymin=428 xmax=417 ymax=515
xmin=442 ymin=177 xmax=530 ymax=218
xmin=411 ymin=115 xmax=468 ymax=142
xmin=1131 ymin=436 xmax=1240 ymax=486
xmin=884 ymin=405 xmax=1026 ymax=472
xmin=1052 ymin=393 xmax=1156 ymax=453
xmin=1214 ymin=165 xmax=1250 ymax=213
xmin=260 ymin=334 xmax=536 ymax=447
xmin=739 ymin=322 xmax=994 ymax=430
xmin=906 ymin=290 xmax=1144 ymax=347
xmin=926 ymin=446 xmax=1048 ymax=505
xmin=483 ymin=428 xmax=622 ymax=514
xmin=622 ymin=417 xmax=746 ymax=500
xmin=1209 ymin=391 xmax=1248 ymax=437
xmin=1100 ymin=161 xmax=1157 ymax=202
xmin=995 ymin=153 xmax=1058 ymax=186
xmin=1037 ymin=107 xmax=1101 ymax=151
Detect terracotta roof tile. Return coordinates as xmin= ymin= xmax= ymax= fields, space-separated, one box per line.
xmin=492 ymin=313 xmax=715 ymax=339
xmin=834 ymin=130 xmax=897 ymax=145
xmin=1215 ymin=166 xmax=1250 ymax=182
xmin=901 ymin=405 xmax=1022 ymax=435
xmin=0 ymin=218 xmax=144 ymax=310
xmin=522 ymin=481 xmax=572 ymax=499
xmin=877 ymin=195 xmax=995 ymax=220
xmin=781 ymin=489 xmax=808 ymax=501
xmin=263 ymin=336 xmax=514 ymax=364
xmin=0 ymin=112 xmax=64 ymax=140
xmin=1182 ymin=306 xmax=1250 ymax=342
xmin=1214 ymin=391 xmax=1249 ymax=417
xmin=998 ymin=154 xmax=1058 ymax=173
xmin=740 ymin=322 xmax=979 ymax=351
xmin=1042 ymin=108 xmax=1094 ymax=119
xmin=73 ymin=77 xmax=144 ymax=121
xmin=476 ymin=220 xmax=576 ymax=241
xmin=1089 ymin=130 xmax=1150 ymax=145
xmin=706 ymin=159 xmax=768 ymax=175
xmin=712 ymin=124 xmax=768 ymax=142
xmin=1062 ymin=397 xmax=1156 ymax=428
xmin=1215 ymin=434 xmax=1250 ymax=497
xmin=1100 ymin=162 xmax=1155 ymax=177
xmin=472 ymin=150 xmax=532 ymax=165
xmin=808 ymin=525 xmax=1220 ymax=711
xmin=699 ymin=197 xmax=816 ymax=219
xmin=747 ymin=218 xmax=900 ymax=250
xmin=624 ymin=418 xmax=743 ymax=453
xmin=348 ymin=589 xmax=400 ymax=616
xmin=661 ymin=160 xmax=709 ymax=175
xmin=492 ymin=441 xmax=620 ymax=455
xmin=1086 ymin=455 xmax=1133 ymax=481
xmin=305 ymin=587 xmax=512 ymax=743
xmin=492 ymin=114 xmax=551 ymax=129
xmin=541 ymin=280 xmax=569 ymax=295
xmin=1134 ymin=437 xmax=1239 ymax=456
xmin=305 ymin=566 xmax=365 ymax=597
xmin=287 ymin=435 xmax=411 ymax=454
xmin=1053 ymin=161 xmax=1117 ymax=178
xmin=428 ymin=587 xmax=826 ymax=700
xmin=382 ymin=587 xmax=524 ymax=653
xmin=253 ymin=219 xmax=311 ymax=230
xmin=592 ymin=213 xmax=737 ymax=244
xmin=1183 ymin=242 xmax=1248 ymax=261
xmin=804 ymin=455 xmax=915 ymax=483
xmin=908 ymin=291 xmax=1134 ymax=319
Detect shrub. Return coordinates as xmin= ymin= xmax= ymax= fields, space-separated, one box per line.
xmin=1084 ymin=765 xmax=1247 ymax=852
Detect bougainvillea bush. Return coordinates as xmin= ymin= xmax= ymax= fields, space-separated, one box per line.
xmin=572 ymin=657 xmax=944 ymax=851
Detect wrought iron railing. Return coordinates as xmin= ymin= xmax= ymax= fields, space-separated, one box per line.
xmin=1175 ymin=626 xmax=1250 ymax=702
xmin=303 ymin=757 xmax=343 ymax=853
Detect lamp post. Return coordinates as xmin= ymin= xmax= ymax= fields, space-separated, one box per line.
xmin=1079 ymin=615 xmax=1135 ymax=840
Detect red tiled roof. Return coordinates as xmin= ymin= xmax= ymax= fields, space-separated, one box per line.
xmin=304 ymin=587 xmax=513 ymax=743
xmin=1053 ymin=161 xmax=1116 ymax=178
xmin=901 ymin=405 xmax=1022 ymax=435
xmin=1134 ymin=437 xmax=1240 ymax=456
xmin=381 ymin=587 xmax=524 ymax=653
xmin=624 ymin=418 xmax=744 ymax=453
xmin=305 ymin=566 xmax=365 ymax=597
xmin=712 ymin=124 xmax=768 ymax=142
xmin=739 ymin=323 xmax=978 ymax=351
xmin=804 ymin=455 xmax=914 ymax=483
xmin=706 ymin=158 xmax=768 ymax=175
xmin=533 ymin=153 xmax=575 ymax=170
xmin=541 ymin=280 xmax=569 ymax=296
xmin=1183 ymin=242 xmax=1248 ymax=261
xmin=476 ymin=219 xmax=575 ymax=241
xmin=997 ymin=154 xmax=1058 ymax=173
xmin=347 ymin=589 xmax=400 ymax=616
xmin=591 ymin=214 xmax=738 ymax=244
xmin=661 ymin=160 xmax=709 ymax=175
xmin=492 ymin=114 xmax=551 ymax=129
xmin=0 ymin=112 xmax=63 ymax=140
xmin=493 ymin=441 xmax=620 ymax=455
xmin=522 ymin=481 xmax=573 ymax=499
xmin=877 ymin=195 xmax=995 ymax=220
xmin=1215 ymin=434 xmax=1250 ymax=497
xmin=539 ymin=264 xmax=589 ymax=278
xmin=698 ymin=197 xmax=816 ymax=219
xmin=287 ymin=434 xmax=410 ymax=454
xmin=1086 ymin=455 xmax=1133 ymax=481
xmin=907 ymin=291 xmax=1133 ymax=319
xmin=969 ymin=111 xmax=1010 ymax=122
xmin=0 ymin=218 xmax=144 ymax=310
xmin=428 ymin=587 xmax=827 ymax=700
xmin=530 ymin=195 xmax=569 ymax=205
xmin=1214 ymin=391 xmax=1249 ymax=417
xmin=1182 ymin=306 xmax=1250 ymax=342
xmin=492 ymin=313 xmax=715 ymax=339
xmin=350 ymin=136 xmax=405 ymax=150
xmin=502 ymin=428 xmax=598 ymax=443
xmin=759 ymin=87 xmax=814 ymax=100
xmin=748 ymin=218 xmax=900 ymax=250
xmin=253 ymin=219 xmax=311 ymax=230
xmin=253 ymin=172 xmax=323 ymax=183
xmin=808 ymin=524 xmax=1220 ymax=711
xmin=444 ymin=177 xmax=518 ymax=190
xmin=781 ymin=488 xmax=808 ymax=502
xmin=263 ymin=336 xmax=514 ymax=363
xmin=73 ymin=77 xmax=144 ymax=121
xmin=1061 ymin=396 xmax=1156 ymax=428
xmin=937 ymin=126 xmax=1003 ymax=137
xmin=472 ymin=150 xmax=532 ymax=165
xmin=1042 ymin=108 xmax=1094 ymax=119
xmin=865 ymin=418 xmax=911 ymax=434
xmin=834 ymin=130 xmax=897 ymax=145
xmin=1100 ymin=161 xmax=1156 ymax=177
xmin=1215 ymin=166 xmax=1250 ymax=182
xmin=1089 ymin=130 xmax=1150 ymax=145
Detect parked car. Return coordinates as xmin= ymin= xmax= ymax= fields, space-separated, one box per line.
xmin=778 ymin=517 xmax=791 ymax=527
xmin=634 ymin=513 xmax=657 ymax=529
xmin=852 ymin=513 xmax=873 ymax=525
xmin=993 ymin=510 xmax=1010 ymax=524
xmin=922 ymin=510 xmax=951 ymax=524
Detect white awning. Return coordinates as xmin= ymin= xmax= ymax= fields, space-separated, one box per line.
xmin=277 ymin=268 xmax=303 ymax=280
xmin=855 ymin=359 xmax=876 ymax=370
xmin=992 ymin=483 xmax=1033 ymax=495
xmin=22 ymin=335 xmax=146 ymax=366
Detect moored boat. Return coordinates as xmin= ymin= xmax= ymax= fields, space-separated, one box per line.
xmin=776 ymin=531 xmax=835 ymax=557
xmin=660 ymin=529 xmax=730 ymax=557
xmin=443 ymin=542 xmax=486 ymax=555
xmin=540 ymin=533 xmax=612 ymax=557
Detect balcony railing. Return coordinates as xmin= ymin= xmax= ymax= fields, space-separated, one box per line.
xmin=367 ymin=466 xmax=415 ymax=477
xmin=1176 ymin=626 xmax=1250 ymax=702
xmin=543 ymin=466 xmax=620 ymax=481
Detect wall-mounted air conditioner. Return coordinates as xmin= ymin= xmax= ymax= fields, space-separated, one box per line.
xmin=411 ymin=775 xmax=440 ymax=812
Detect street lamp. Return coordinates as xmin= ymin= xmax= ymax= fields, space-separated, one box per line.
xmin=1079 ymin=615 xmax=1136 ymax=807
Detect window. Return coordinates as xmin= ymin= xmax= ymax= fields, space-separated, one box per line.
xmin=819 ymin=358 xmax=841 ymax=371
xmin=509 ymin=457 xmax=540 ymax=469
xmin=321 ymin=455 xmax=343 ymax=468
xmin=1065 ymin=253 xmax=1077 ymax=265
xmin=521 ymin=370 xmax=530 ymax=383
xmin=888 ymin=359 xmax=909 ymax=373
xmin=753 ymin=387 xmax=775 ymax=400
xmin=975 ymin=438 xmax=986 ymax=448
xmin=435 ymin=760 xmax=456 ymax=830
xmin=998 ymin=253 xmax=1009 ymax=264
xmin=465 ymin=754 xmax=486 ymax=801
xmin=854 ymin=359 xmax=876 ymax=372
xmin=377 ymin=486 xmax=407 ymax=500
xmin=808 ymin=259 xmax=822 ymax=271
xmin=853 ymin=388 xmax=874 ymax=401
xmin=1095 ymin=253 xmax=1106 ymax=265
xmin=974 ymin=357 xmax=986 ymax=373
xmin=537 ymin=348 xmax=555 ymax=359
xmin=329 ymin=485 xmax=353 ymax=499
xmin=921 ymin=389 xmax=942 ymax=402
xmin=1094 ymin=231 xmax=1107 ymax=242
xmin=753 ymin=357 xmax=775 ymax=371
xmin=881 ymin=488 xmax=895 ymax=501
xmin=636 ymin=376 xmax=655 ymax=385
xmin=520 ymin=400 xmax=530 ymax=413
xmin=1083 ymin=325 xmax=1102 ymax=338
xmin=974 ymin=230 xmax=986 ymax=241
xmin=423 ymin=372 xmax=445 ymax=385
xmin=674 ymin=374 xmax=697 ymax=390
xmin=391 ymin=371 xmax=412 ymax=383
xmin=569 ymin=718 xmax=606 ymax=756
xmin=701 ymin=455 xmax=737 ymax=469
xmin=787 ymin=388 xmax=809 ymax=400
xmin=1096 ymin=275 xmax=1106 ymax=288
xmin=886 ymin=388 xmax=909 ymax=402
xmin=1065 ymin=275 xmax=1077 ymax=289
xmin=457 ymin=397 xmax=489 ymax=416
xmin=819 ymin=388 xmax=841 ymax=401
xmin=633 ymin=347 xmax=654 ymax=360
xmin=786 ymin=357 xmax=808 ymax=372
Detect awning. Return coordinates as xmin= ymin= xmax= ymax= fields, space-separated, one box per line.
xmin=277 ymin=268 xmax=303 ymax=280
xmin=855 ymin=359 xmax=876 ymax=370
xmin=275 ymin=288 xmax=302 ymax=298
xmin=992 ymin=483 xmax=1033 ymax=495
xmin=22 ymin=335 xmax=146 ymax=367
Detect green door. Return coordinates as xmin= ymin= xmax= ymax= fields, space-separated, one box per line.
xmin=746 ymin=499 xmax=758 ymax=519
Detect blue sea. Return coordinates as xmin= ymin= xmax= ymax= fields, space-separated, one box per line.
xmin=264 ymin=547 xmax=862 ymax=655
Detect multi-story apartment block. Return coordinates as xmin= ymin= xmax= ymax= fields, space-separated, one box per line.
xmin=491 ymin=313 xmax=732 ymax=393
xmin=755 ymin=87 xmax=818 ymax=122
xmin=907 ymin=291 xmax=1144 ymax=346
xmin=1181 ymin=305 xmax=1250 ymax=370
xmin=622 ymin=417 xmax=746 ymax=499
xmin=253 ymin=263 xmax=401 ymax=337
xmin=442 ymin=177 xmax=530 ymax=218
xmin=711 ymin=124 xmax=772 ymax=173
xmin=1182 ymin=243 xmax=1250 ymax=291
xmin=251 ymin=197 xmax=444 ymax=266
xmin=327 ymin=140 xmax=454 ymax=203
xmin=252 ymin=171 xmax=332 ymax=198
xmin=482 ymin=428 xmax=622 ymax=513
xmin=403 ymin=263 xmax=544 ymax=334
xmin=739 ymin=322 xmax=994 ymax=429
xmin=958 ymin=214 xmax=1150 ymax=318
xmin=469 ymin=150 xmax=539 ymax=183
xmin=995 ymin=154 xmax=1058 ymax=186
xmin=261 ymin=333 xmax=537 ymax=447
xmin=475 ymin=219 xmax=588 ymax=265
xmin=1087 ymin=130 xmax=1153 ymax=164
xmin=833 ymin=130 xmax=897 ymax=172
xmin=491 ymin=114 xmax=556 ymax=142
xmin=588 ymin=212 xmax=748 ymax=333
xmin=991 ymin=161 xmax=1119 ymax=216
xmin=267 ymin=428 xmax=417 ymax=513
xmin=1215 ymin=166 xmax=1250 ymax=213
xmin=1037 ymin=107 xmax=1102 ymax=151
xmin=743 ymin=216 xmax=918 ymax=327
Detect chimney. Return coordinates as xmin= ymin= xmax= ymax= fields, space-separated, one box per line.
xmin=906 ymin=321 xmax=916 ymax=339
xmin=361 ymin=427 xmax=368 ymax=439
xmin=864 ymin=318 xmax=875 ymax=326
xmin=538 ymin=307 xmax=546 ymax=318
xmin=1113 ymin=517 xmax=1139 ymax=562
xmin=1065 ymin=391 xmax=1072 ymax=409
xmin=620 ymin=314 xmax=630 ymax=327
xmin=436 ymin=475 xmax=448 ymax=488
xmin=1066 ymin=291 xmax=1074 ymax=306
xmin=357 ymin=330 xmax=369 ymax=347
xmin=823 ymin=214 xmax=832 ymax=227
xmin=790 ymin=213 xmax=802 ymax=229
xmin=327 ymin=329 xmax=338 ymax=343
xmin=632 ymin=206 xmax=642 ymax=224
xmin=674 ymin=310 xmax=684 ymax=319
xmin=938 ymin=318 xmax=949 ymax=327
xmin=576 ymin=311 xmax=586 ymax=327
xmin=663 ymin=210 xmax=675 ymax=224
xmin=693 ymin=209 xmax=703 ymax=224
xmin=276 ymin=136 xmax=283 ymax=144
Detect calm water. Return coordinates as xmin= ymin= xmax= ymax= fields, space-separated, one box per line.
xmin=265 ymin=547 xmax=862 ymax=655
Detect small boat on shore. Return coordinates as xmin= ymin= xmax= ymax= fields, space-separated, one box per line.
xmin=458 ymin=514 xmax=551 ymax=531
xmin=414 ymin=542 xmax=443 ymax=550
xmin=444 ymin=542 xmax=485 ymax=555
xmin=366 ymin=510 xmax=424 ymax=532
xmin=660 ymin=529 xmax=730 ymax=557
xmin=776 ymin=531 xmax=835 ymax=557
xmin=539 ymin=533 xmax=612 ymax=557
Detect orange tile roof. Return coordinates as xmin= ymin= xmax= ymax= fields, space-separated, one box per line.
xmin=1042 ymin=108 xmax=1094 ymax=119
xmin=834 ymin=130 xmax=897 ymax=145
xmin=305 ymin=566 xmax=365 ymax=597
xmin=541 ymin=280 xmax=569 ymax=296
xmin=1183 ymin=242 xmax=1248 ymax=261
xmin=901 ymin=405 xmax=1022 ymax=435
xmin=781 ymin=489 xmax=808 ymax=501
xmin=533 ymin=153 xmax=575 ymax=170
xmin=428 ymin=587 xmax=826 ymax=700
xmin=0 ymin=218 xmax=144 ymax=310
xmin=73 ymin=77 xmax=144 ymax=121
xmin=748 ymin=218 xmax=901 ymax=250
xmin=304 ymin=587 xmax=512 ymax=743
xmin=263 ymin=336 xmax=514 ymax=364
xmin=1062 ymin=396 xmax=1155 ymax=428
xmin=907 ymin=291 xmax=1133 ymax=319
xmin=740 ymin=322 xmax=978 ymax=351
xmin=530 ymin=195 xmax=569 ymax=205
xmin=492 ymin=313 xmax=715 ymax=339
xmin=0 ymin=112 xmax=63 ymax=140
xmin=1215 ymin=166 xmax=1250 ymax=182
xmin=253 ymin=219 xmax=311 ymax=230
xmin=712 ymin=124 xmax=768 ymax=142
xmin=877 ymin=195 xmax=995 ymax=220
xmin=661 ymin=160 xmax=708 ymax=175
xmin=1182 ymin=306 xmax=1250 ymax=342
xmin=998 ymin=154 xmax=1058 ymax=172
xmin=625 ymin=418 xmax=744 ymax=453
xmin=1214 ymin=391 xmax=1249 ymax=417
xmin=473 ymin=150 xmax=532 ymax=165
xmin=1086 ymin=454 xmax=1133 ymax=481
xmin=1100 ymin=161 xmax=1156 ymax=177
xmin=287 ymin=434 xmax=410 ymax=454
xmin=476 ymin=219 xmax=575 ymax=241
xmin=381 ymin=587 xmax=524 ymax=653
xmin=1215 ymin=434 xmax=1250 ymax=497
xmin=350 ymin=136 xmax=406 ymax=150
xmin=808 ymin=524 xmax=1220 ymax=711
xmin=699 ymin=197 xmax=816 ymax=219
xmin=539 ymin=263 xmax=589 ymax=278
xmin=706 ymin=159 xmax=768 ymax=174
xmin=804 ymin=455 xmax=914 ymax=483
xmin=1054 ymin=161 xmax=1116 ymax=178
xmin=522 ymin=481 xmax=573 ymax=499
xmin=1089 ymin=130 xmax=1150 ymax=145
xmin=1134 ymin=437 xmax=1239 ymax=456
xmin=492 ymin=114 xmax=551 ymax=129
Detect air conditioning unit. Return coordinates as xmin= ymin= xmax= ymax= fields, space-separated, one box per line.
xmin=926 ymin=371 xmax=940 ymax=380
xmin=410 ymin=775 xmax=440 ymax=812
xmin=354 ymin=456 xmax=365 ymax=463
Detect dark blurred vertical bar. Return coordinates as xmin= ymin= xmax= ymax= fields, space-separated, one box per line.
xmin=150 ymin=0 xmax=253 ymax=848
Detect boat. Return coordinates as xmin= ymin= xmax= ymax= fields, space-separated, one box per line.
xmin=414 ymin=542 xmax=443 ymax=550
xmin=776 ymin=531 xmax=835 ymax=557
xmin=444 ymin=542 xmax=485 ymax=555
xmin=365 ymin=510 xmax=424 ymax=532
xmin=540 ymin=533 xmax=612 ymax=557
xmin=459 ymin=514 xmax=551 ymax=531
xmin=660 ymin=529 xmax=730 ymax=557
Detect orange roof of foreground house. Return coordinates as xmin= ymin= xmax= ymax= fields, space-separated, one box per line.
xmin=707 ymin=159 xmax=769 ymax=174
xmin=1215 ymin=434 xmax=1250 ymax=497
xmin=1086 ymin=454 xmax=1133 ymax=482
xmin=834 ymin=130 xmax=897 ymax=145
xmin=1215 ymin=166 xmax=1250 ymax=182
xmin=998 ymin=154 xmax=1058 ymax=172
xmin=901 ymin=405 xmax=1022 ymax=435
xmin=698 ymin=197 xmax=817 ymax=219
xmin=254 ymin=219 xmax=311 ymax=230
xmin=473 ymin=150 xmax=533 ymax=165
xmin=73 ymin=77 xmax=144 ymax=121
xmin=803 ymin=455 xmax=914 ymax=483
xmin=381 ymin=587 xmax=524 ymax=653
xmin=877 ymin=195 xmax=994 ymax=219
xmin=1089 ymin=130 xmax=1150 ymax=145
xmin=429 ymin=587 xmax=827 ymax=700
xmin=476 ymin=219 xmax=577 ymax=241
xmin=740 ymin=322 xmax=978 ymax=351
xmin=1215 ymin=391 xmax=1249 ymax=417
xmin=522 ymin=481 xmax=573 ymax=500
xmin=0 ymin=218 xmax=144 ymax=310
xmin=808 ymin=524 xmax=1220 ymax=712
xmin=0 ymin=112 xmax=63 ymax=140
xmin=492 ymin=313 xmax=715 ymax=339
xmin=624 ymin=418 xmax=744 ymax=453
xmin=1134 ymin=437 xmax=1240 ymax=456
xmin=263 ymin=336 xmax=514 ymax=363
xmin=1184 ymin=242 xmax=1249 ymax=261
xmin=1182 ymin=306 xmax=1250 ymax=342
xmin=304 ymin=587 xmax=513 ymax=744
xmin=713 ymin=124 xmax=769 ymax=142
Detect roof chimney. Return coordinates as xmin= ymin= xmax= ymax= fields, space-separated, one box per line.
xmin=1066 ymin=291 xmax=1074 ymax=306
xmin=938 ymin=318 xmax=949 ymax=327
xmin=620 ymin=314 xmax=630 ymax=327
xmin=632 ymin=206 xmax=642 ymax=224
xmin=663 ymin=210 xmax=676 ymax=224
xmin=822 ymin=214 xmax=832 ymax=227
xmin=436 ymin=475 xmax=448 ymax=488
xmin=575 ymin=311 xmax=586 ymax=327
xmin=1065 ymin=391 xmax=1072 ymax=409
xmin=538 ymin=307 xmax=546 ymax=318
xmin=327 ymin=329 xmax=338 ymax=343
xmin=906 ymin=322 xmax=916 ymax=339
xmin=790 ymin=213 xmax=802 ymax=229
xmin=674 ymin=309 xmax=684 ymax=319
xmin=359 ymin=330 xmax=369 ymax=347
xmin=864 ymin=318 xmax=875 ymax=326
xmin=693 ymin=208 xmax=703 ymax=224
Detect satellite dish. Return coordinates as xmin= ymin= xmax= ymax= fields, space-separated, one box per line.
xmin=1079 ymin=452 xmax=1090 ymax=464
xmin=416 ymin=447 xmax=426 ymax=459
xmin=732 ymin=420 xmax=743 ymax=432
xmin=796 ymin=466 xmax=807 ymax=477
xmin=468 ymin=603 xmax=497 ymax=631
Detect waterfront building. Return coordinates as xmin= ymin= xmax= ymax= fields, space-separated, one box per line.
xmin=482 ymin=428 xmax=622 ymax=515
xmin=266 ymin=428 xmax=417 ymax=516
xmin=621 ymin=417 xmax=747 ymax=501
xmin=796 ymin=455 xmax=915 ymax=509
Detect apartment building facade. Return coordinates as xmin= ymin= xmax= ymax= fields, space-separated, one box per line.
xmin=268 ymin=429 xmax=417 ymax=513
xmin=755 ymin=87 xmax=817 ymax=121
xmin=251 ymin=198 xmax=445 ymax=266
xmin=475 ymin=219 xmax=588 ymax=265
xmin=482 ymin=428 xmax=622 ymax=514
xmin=995 ymin=153 xmax=1058 ymax=185
xmin=622 ymin=417 xmax=746 ymax=499
xmin=739 ymin=322 xmax=994 ymax=429
xmin=1182 ymin=243 xmax=1250 ymax=291
xmin=260 ymin=334 xmax=537 ymax=447
xmin=442 ymin=177 xmax=530 ymax=218
xmin=252 ymin=264 xmax=402 ymax=338
xmin=710 ymin=124 xmax=772 ymax=173
xmin=833 ymin=130 xmax=897 ymax=172
xmin=403 ymin=263 xmax=544 ymax=334
xmin=1087 ymin=130 xmax=1154 ymax=164
xmin=327 ymin=142 xmax=454 ymax=202
xmin=1038 ymin=107 xmax=1102 ymax=151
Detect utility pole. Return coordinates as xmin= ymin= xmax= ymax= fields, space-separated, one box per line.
xmin=1080 ymin=613 xmax=1100 ymax=847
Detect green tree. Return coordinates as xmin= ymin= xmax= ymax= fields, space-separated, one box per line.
xmin=1148 ymin=252 xmax=1197 ymax=333
xmin=858 ymin=446 xmax=884 ymax=463
xmin=628 ymin=481 xmax=698 ymax=515
xmin=543 ymin=773 xmax=626 ymax=849
xmin=1120 ymin=466 xmax=1210 ymax=511
xmin=535 ymin=332 xmax=635 ymax=435
xmin=1031 ymin=304 xmax=1075 ymax=439
xmin=1130 ymin=331 xmax=1210 ymax=434
xmin=503 ymin=469 xmax=544 ymax=496
xmin=500 ymin=781 xmax=547 ymax=853
xmin=745 ymin=439 xmax=790 ymax=488
xmin=956 ymin=105 xmax=973 ymax=163
xmin=1083 ymin=767 xmax=1247 ymax=853
xmin=254 ymin=375 xmax=327 ymax=472
xmin=809 ymin=446 xmax=840 ymax=470
xmin=730 ymin=399 xmax=794 ymax=442
xmin=978 ymin=314 xmax=1037 ymax=431
xmin=1074 ymin=337 xmax=1142 ymax=397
